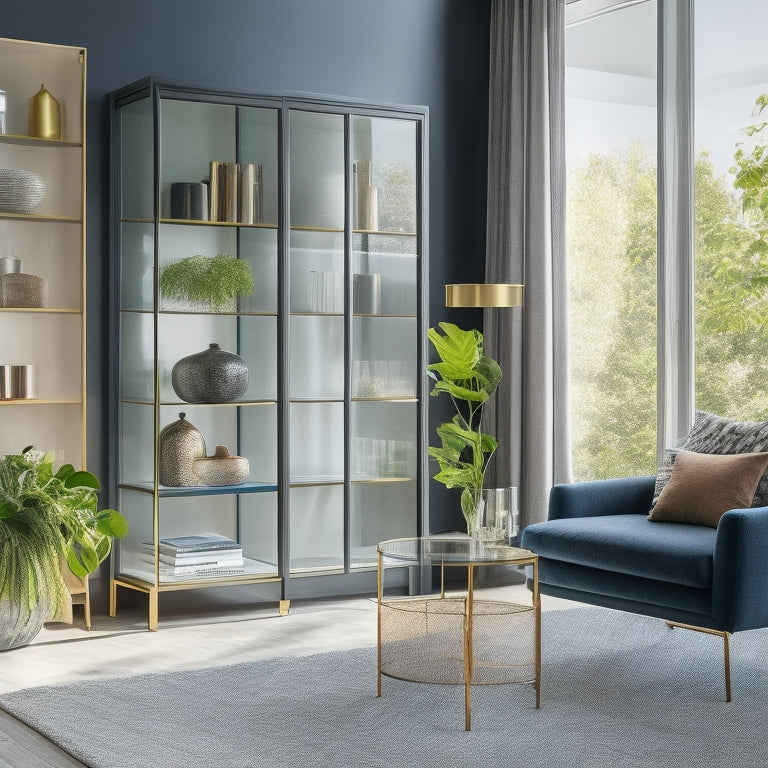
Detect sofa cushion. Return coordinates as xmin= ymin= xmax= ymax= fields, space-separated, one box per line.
xmin=649 ymin=450 xmax=768 ymax=527
xmin=652 ymin=411 xmax=768 ymax=508
xmin=521 ymin=514 xmax=716 ymax=588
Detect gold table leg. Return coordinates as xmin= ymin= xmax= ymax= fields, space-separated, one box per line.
xmin=377 ymin=550 xmax=383 ymax=698
xmin=464 ymin=564 xmax=475 ymax=730
xmin=533 ymin=558 xmax=541 ymax=708
xmin=109 ymin=578 xmax=117 ymax=618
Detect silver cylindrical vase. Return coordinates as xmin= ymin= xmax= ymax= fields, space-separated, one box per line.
xmin=0 ymin=256 xmax=21 ymax=274
xmin=0 ymin=364 xmax=37 ymax=399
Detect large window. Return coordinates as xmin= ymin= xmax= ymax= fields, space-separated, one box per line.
xmin=565 ymin=1 xmax=658 ymax=480
xmin=693 ymin=0 xmax=768 ymax=422
xmin=566 ymin=0 xmax=768 ymax=482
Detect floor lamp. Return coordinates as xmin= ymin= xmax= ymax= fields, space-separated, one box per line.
xmin=443 ymin=283 xmax=524 ymax=542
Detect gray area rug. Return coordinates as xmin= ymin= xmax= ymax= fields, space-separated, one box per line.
xmin=1 ymin=607 xmax=765 ymax=768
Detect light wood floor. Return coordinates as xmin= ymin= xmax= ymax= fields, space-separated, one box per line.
xmin=0 ymin=584 xmax=576 ymax=768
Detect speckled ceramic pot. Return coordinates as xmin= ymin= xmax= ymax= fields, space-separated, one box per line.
xmin=193 ymin=445 xmax=250 ymax=486
xmin=158 ymin=412 xmax=206 ymax=486
xmin=171 ymin=343 xmax=249 ymax=403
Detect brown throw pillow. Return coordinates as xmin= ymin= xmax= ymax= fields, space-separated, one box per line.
xmin=648 ymin=450 xmax=768 ymax=527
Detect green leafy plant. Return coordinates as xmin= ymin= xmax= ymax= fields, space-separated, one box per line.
xmin=427 ymin=323 xmax=502 ymax=530
xmin=0 ymin=447 xmax=128 ymax=626
xmin=159 ymin=253 xmax=254 ymax=311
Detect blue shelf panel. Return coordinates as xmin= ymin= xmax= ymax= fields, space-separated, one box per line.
xmin=120 ymin=481 xmax=278 ymax=497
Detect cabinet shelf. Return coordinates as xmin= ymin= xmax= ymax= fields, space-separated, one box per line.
xmin=121 ymin=398 xmax=277 ymax=407
xmin=119 ymin=481 xmax=278 ymax=497
xmin=351 ymin=476 xmax=415 ymax=484
xmin=0 ymin=212 xmax=81 ymax=224
xmin=290 ymin=475 xmax=345 ymax=487
xmin=118 ymin=557 xmax=280 ymax=588
xmin=0 ymin=307 xmax=81 ymax=314
xmin=353 ymin=229 xmax=417 ymax=237
xmin=0 ymin=398 xmax=82 ymax=406
xmin=120 ymin=217 xmax=279 ymax=230
xmin=120 ymin=308 xmax=278 ymax=318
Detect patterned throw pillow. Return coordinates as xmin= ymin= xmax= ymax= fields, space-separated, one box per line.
xmin=651 ymin=411 xmax=768 ymax=509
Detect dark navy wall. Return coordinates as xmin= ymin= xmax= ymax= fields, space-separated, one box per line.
xmin=4 ymin=0 xmax=490 ymax=535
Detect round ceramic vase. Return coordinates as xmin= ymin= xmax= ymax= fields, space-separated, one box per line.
xmin=171 ymin=343 xmax=249 ymax=403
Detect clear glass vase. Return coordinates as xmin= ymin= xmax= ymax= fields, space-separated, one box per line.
xmin=472 ymin=487 xmax=519 ymax=544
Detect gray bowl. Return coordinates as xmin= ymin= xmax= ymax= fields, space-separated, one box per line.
xmin=0 ymin=168 xmax=47 ymax=214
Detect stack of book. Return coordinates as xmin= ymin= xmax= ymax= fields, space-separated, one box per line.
xmin=141 ymin=533 xmax=245 ymax=579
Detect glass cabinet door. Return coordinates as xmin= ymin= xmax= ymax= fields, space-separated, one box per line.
xmin=114 ymin=89 xmax=281 ymax=593
xmin=349 ymin=115 xmax=420 ymax=567
xmin=288 ymin=110 xmax=346 ymax=572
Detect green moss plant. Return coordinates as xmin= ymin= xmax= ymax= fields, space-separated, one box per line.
xmin=159 ymin=253 xmax=254 ymax=311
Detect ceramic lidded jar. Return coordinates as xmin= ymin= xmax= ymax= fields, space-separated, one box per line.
xmin=193 ymin=445 xmax=250 ymax=486
xmin=171 ymin=343 xmax=249 ymax=403
xmin=159 ymin=412 xmax=206 ymax=486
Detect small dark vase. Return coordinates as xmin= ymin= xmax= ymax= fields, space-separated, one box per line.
xmin=171 ymin=343 xmax=249 ymax=403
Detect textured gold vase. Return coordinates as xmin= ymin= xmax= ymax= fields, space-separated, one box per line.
xmin=29 ymin=84 xmax=60 ymax=140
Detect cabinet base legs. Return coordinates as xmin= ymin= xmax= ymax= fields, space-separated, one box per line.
xmin=279 ymin=599 xmax=290 ymax=616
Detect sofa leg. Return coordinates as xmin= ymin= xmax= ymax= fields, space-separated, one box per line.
xmin=664 ymin=621 xmax=731 ymax=702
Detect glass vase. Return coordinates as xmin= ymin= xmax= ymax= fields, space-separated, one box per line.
xmin=473 ymin=487 xmax=519 ymax=544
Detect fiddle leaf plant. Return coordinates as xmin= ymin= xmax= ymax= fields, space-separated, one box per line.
xmin=159 ymin=253 xmax=254 ymax=311
xmin=0 ymin=447 xmax=128 ymax=625
xmin=427 ymin=322 xmax=502 ymax=529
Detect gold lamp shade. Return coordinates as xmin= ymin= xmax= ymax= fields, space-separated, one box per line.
xmin=445 ymin=283 xmax=523 ymax=308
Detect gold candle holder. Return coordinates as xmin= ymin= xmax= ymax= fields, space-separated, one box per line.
xmin=29 ymin=84 xmax=60 ymax=140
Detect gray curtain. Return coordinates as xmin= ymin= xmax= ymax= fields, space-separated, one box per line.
xmin=483 ymin=0 xmax=571 ymax=527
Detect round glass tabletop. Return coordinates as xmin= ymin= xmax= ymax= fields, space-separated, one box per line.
xmin=377 ymin=535 xmax=535 ymax=565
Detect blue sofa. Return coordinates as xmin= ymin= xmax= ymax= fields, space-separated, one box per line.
xmin=520 ymin=474 xmax=768 ymax=700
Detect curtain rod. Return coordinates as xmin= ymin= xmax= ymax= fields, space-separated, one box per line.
xmin=566 ymin=0 xmax=651 ymax=28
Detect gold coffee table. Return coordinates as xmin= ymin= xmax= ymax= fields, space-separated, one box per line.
xmin=377 ymin=536 xmax=540 ymax=730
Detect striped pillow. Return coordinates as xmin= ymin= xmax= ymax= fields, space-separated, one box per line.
xmin=651 ymin=412 xmax=768 ymax=509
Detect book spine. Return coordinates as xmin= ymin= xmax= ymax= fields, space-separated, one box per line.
xmin=238 ymin=162 xmax=255 ymax=224
xmin=209 ymin=161 xmax=223 ymax=222
xmin=222 ymin=162 xmax=239 ymax=222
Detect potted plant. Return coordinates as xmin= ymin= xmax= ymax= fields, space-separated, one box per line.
xmin=159 ymin=252 xmax=254 ymax=311
xmin=0 ymin=446 xmax=128 ymax=650
xmin=427 ymin=322 xmax=502 ymax=533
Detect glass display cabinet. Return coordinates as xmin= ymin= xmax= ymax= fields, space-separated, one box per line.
xmin=0 ymin=37 xmax=86 ymax=466
xmin=109 ymin=79 xmax=428 ymax=628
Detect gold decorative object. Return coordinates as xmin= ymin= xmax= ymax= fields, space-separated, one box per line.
xmin=29 ymin=84 xmax=60 ymax=140
xmin=445 ymin=283 xmax=524 ymax=308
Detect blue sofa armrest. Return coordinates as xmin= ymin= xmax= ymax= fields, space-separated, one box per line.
xmin=548 ymin=476 xmax=656 ymax=521
xmin=712 ymin=505 xmax=768 ymax=632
